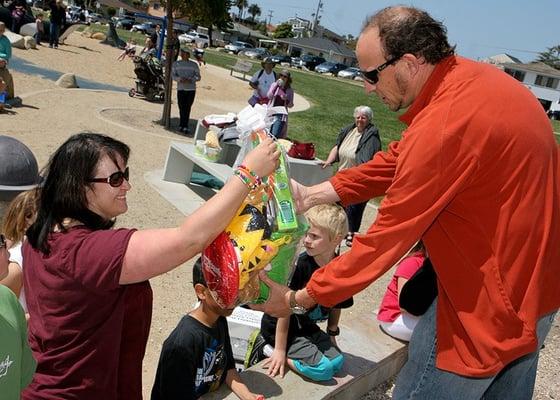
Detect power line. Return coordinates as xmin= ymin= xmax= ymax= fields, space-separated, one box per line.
xmin=475 ymin=44 xmax=542 ymax=55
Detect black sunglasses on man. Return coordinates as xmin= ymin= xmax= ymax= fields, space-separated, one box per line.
xmin=360 ymin=55 xmax=402 ymax=85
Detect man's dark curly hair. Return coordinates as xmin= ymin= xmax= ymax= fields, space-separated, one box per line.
xmin=363 ymin=6 xmax=455 ymax=64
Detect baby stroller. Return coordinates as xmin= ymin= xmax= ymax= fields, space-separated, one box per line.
xmin=128 ymin=55 xmax=165 ymax=102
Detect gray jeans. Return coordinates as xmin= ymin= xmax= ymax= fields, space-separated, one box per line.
xmin=393 ymin=298 xmax=557 ymax=399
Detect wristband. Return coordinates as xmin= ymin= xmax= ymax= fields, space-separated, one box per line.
xmin=327 ymin=327 xmax=340 ymax=336
xmin=234 ymin=165 xmax=261 ymax=190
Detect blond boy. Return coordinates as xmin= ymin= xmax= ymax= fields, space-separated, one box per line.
xmin=259 ymin=204 xmax=352 ymax=381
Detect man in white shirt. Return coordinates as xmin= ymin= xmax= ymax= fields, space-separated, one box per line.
xmin=248 ymin=57 xmax=276 ymax=106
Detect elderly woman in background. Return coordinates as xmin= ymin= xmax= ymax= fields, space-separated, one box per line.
xmin=21 ymin=132 xmax=279 ymax=400
xmin=322 ymin=105 xmax=381 ymax=246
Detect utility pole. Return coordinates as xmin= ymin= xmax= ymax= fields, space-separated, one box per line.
xmin=311 ymin=0 xmax=323 ymax=37
xmin=268 ymin=10 xmax=273 ymax=27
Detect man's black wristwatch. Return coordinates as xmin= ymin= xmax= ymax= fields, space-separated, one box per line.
xmin=327 ymin=327 xmax=340 ymax=336
xmin=289 ymin=290 xmax=308 ymax=315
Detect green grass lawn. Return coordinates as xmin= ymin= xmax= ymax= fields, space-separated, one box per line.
xmin=548 ymin=120 xmax=560 ymax=144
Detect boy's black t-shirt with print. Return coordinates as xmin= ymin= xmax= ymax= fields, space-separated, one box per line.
xmin=261 ymin=252 xmax=354 ymax=346
xmin=151 ymin=315 xmax=235 ymax=400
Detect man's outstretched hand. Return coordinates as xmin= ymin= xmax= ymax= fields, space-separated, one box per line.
xmin=249 ymin=271 xmax=292 ymax=318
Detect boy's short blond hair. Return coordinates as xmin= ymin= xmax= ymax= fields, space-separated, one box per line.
xmin=304 ymin=204 xmax=348 ymax=241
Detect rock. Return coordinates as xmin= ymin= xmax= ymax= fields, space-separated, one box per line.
xmin=19 ymin=22 xmax=37 ymax=37
xmin=81 ymin=27 xmax=93 ymax=38
xmin=91 ymin=32 xmax=107 ymax=41
xmin=4 ymin=30 xmax=25 ymax=49
xmin=23 ymin=36 xmax=36 ymax=50
xmin=55 ymin=73 xmax=79 ymax=88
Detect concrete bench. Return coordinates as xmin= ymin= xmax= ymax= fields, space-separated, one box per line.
xmin=228 ymin=59 xmax=253 ymax=80
xmin=163 ymin=142 xmax=233 ymax=186
xmin=163 ymin=140 xmax=333 ymax=188
xmin=202 ymin=314 xmax=408 ymax=400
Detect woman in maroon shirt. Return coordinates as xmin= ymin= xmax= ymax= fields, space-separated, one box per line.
xmin=22 ymin=132 xmax=278 ymax=399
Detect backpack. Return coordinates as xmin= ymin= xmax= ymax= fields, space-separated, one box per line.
xmin=257 ymin=69 xmax=276 ymax=80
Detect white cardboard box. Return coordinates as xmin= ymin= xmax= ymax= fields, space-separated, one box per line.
xmin=227 ymin=307 xmax=264 ymax=364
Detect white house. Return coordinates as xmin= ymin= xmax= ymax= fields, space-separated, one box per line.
xmin=286 ymin=17 xmax=312 ymax=38
xmin=499 ymin=61 xmax=560 ymax=112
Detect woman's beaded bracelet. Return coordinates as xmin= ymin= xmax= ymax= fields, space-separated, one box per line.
xmin=234 ymin=165 xmax=261 ymax=190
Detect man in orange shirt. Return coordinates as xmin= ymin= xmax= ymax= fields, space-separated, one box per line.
xmin=254 ymin=6 xmax=560 ymax=399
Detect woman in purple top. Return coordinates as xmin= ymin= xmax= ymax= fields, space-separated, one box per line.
xmin=267 ymin=69 xmax=294 ymax=138
xmin=21 ymin=132 xmax=279 ymax=400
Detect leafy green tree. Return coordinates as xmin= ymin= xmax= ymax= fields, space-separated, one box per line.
xmin=536 ymin=45 xmax=560 ymax=70
xmin=247 ymin=3 xmax=261 ymax=22
xmin=273 ymin=22 xmax=294 ymax=39
xmin=180 ymin=0 xmax=233 ymax=47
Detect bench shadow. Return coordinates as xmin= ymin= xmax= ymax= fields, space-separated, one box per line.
xmin=230 ymin=75 xmax=249 ymax=82
xmin=67 ymin=44 xmax=102 ymax=53
xmin=186 ymin=181 xmax=216 ymax=201
xmin=53 ymin=47 xmax=80 ymax=55
xmin=207 ymin=370 xmax=283 ymax=399
xmin=16 ymin=104 xmax=40 ymax=110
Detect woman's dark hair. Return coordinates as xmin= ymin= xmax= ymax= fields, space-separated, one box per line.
xmin=363 ymin=6 xmax=455 ymax=64
xmin=26 ymin=133 xmax=130 ymax=254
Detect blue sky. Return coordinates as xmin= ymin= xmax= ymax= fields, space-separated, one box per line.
xmin=239 ymin=0 xmax=559 ymax=63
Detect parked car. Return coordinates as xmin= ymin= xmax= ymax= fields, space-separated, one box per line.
xmin=116 ymin=18 xmax=135 ymax=30
xmin=225 ymin=41 xmax=253 ymax=54
xmin=131 ymin=22 xmax=157 ymax=35
xmin=178 ymin=30 xmax=197 ymax=42
xmin=87 ymin=12 xmax=104 ymax=24
xmin=193 ymin=33 xmax=210 ymax=48
xmin=242 ymin=47 xmax=271 ymax=60
xmin=290 ymin=57 xmax=302 ymax=68
xmin=298 ymin=55 xmax=326 ymax=71
xmin=337 ymin=67 xmax=361 ymax=79
xmin=32 ymin=1 xmax=49 ymax=10
xmin=178 ymin=31 xmax=210 ymax=47
xmin=315 ymin=62 xmax=347 ymax=74
xmin=270 ymin=54 xmax=291 ymax=64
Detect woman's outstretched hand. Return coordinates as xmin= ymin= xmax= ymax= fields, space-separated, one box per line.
xmin=249 ymin=271 xmax=292 ymax=318
xmin=242 ymin=137 xmax=280 ymax=178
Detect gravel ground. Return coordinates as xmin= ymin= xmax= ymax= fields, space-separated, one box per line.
xmin=5 ymin=32 xmax=558 ymax=399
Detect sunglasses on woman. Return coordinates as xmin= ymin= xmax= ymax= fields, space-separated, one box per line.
xmin=88 ymin=167 xmax=130 ymax=188
xmin=0 ymin=234 xmax=6 ymax=249
xmin=360 ymin=55 xmax=402 ymax=85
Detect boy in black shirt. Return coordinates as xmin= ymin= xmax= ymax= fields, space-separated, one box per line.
xmin=151 ymin=259 xmax=264 ymax=400
xmin=260 ymin=204 xmax=352 ymax=381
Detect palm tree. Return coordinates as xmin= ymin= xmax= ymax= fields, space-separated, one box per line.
xmin=236 ymin=0 xmax=248 ymax=21
xmin=536 ymin=45 xmax=560 ymax=70
xmin=247 ymin=4 xmax=261 ymax=23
